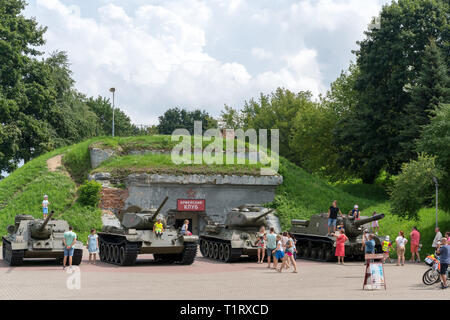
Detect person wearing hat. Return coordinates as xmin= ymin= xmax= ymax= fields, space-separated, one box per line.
xmin=382 ymin=236 xmax=393 ymax=263
xmin=42 ymin=195 xmax=50 ymax=219
xmin=350 ymin=205 xmax=360 ymax=220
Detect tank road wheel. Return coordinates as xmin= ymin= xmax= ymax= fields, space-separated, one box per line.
xmin=303 ymin=244 xmax=311 ymax=259
xmin=317 ymin=247 xmax=325 ymax=261
xmin=323 ymin=244 xmax=333 ymax=262
xmin=218 ymin=243 xmax=225 ymax=261
xmin=223 ymin=244 xmax=232 ymax=262
xmin=207 ymin=241 xmax=215 ymax=258
xmin=106 ymin=245 xmax=113 ymax=262
xmin=118 ymin=246 xmax=126 ymax=265
xmin=310 ymin=247 xmax=318 ymax=260
xmin=99 ymin=243 xmax=107 ymax=262
xmin=113 ymin=245 xmax=120 ymax=264
xmin=200 ymin=240 xmax=207 ymax=257
xmin=213 ymin=243 xmax=219 ymax=260
xmin=71 ymin=249 xmax=83 ymax=265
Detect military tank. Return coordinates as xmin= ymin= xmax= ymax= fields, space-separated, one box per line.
xmin=199 ymin=204 xmax=280 ymax=262
xmin=290 ymin=213 xmax=385 ymax=262
xmin=2 ymin=211 xmax=84 ymax=266
xmin=98 ymin=196 xmax=199 ymax=266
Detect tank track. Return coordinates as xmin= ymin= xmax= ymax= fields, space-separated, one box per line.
xmin=293 ymin=236 xmax=336 ymax=262
xmin=177 ymin=242 xmax=198 ymax=265
xmin=199 ymin=238 xmax=242 ymax=263
xmin=2 ymin=238 xmax=24 ymax=266
xmin=98 ymin=236 xmax=141 ymax=266
xmin=154 ymin=242 xmax=198 ymax=265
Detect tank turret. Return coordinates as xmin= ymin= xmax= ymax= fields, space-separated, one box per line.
xmin=342 ymin=213 xmax=385 ymax=238
xmin=30 ymin=211 xmax=55 ymax=240
xmin=121 ymin=196 xmax=169 ymax=229
xmin=225 ymin=206 xmax=274 ymax=228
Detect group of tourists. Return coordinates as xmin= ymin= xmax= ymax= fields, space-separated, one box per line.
xmin=255 ymin=227 xmax=298 ymax=273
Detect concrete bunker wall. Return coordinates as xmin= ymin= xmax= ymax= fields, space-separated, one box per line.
xmin=91 ymin=173 xmax=283 ymax=234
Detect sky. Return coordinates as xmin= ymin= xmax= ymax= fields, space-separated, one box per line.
xmin=23 ymin=0 xmax=387 ymax=125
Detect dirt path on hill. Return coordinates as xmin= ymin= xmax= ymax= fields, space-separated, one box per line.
xmin=46 ymin=155 xmax=64 ymax=172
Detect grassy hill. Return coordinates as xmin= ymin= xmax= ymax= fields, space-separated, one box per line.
xmin=1 ymin=135 xmax=448 ymax=259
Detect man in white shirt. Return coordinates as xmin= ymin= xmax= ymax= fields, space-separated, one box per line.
xmin=432 ymin=227 xmax=443 ymax=250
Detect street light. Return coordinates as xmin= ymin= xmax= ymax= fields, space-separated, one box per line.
xmin=109 ymin=87 xmax=116 ymax=137
xmin=432 ymin=177 xmax=439 ymax=229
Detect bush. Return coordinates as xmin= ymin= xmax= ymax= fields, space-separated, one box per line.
xmin=389 ymin=154 xmax=443 ymax=220
xmin=78 ymin=180 xmax=102 ymax=207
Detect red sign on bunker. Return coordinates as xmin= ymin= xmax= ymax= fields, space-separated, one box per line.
xmin=177 ymin=199 xmax=205 ymax=211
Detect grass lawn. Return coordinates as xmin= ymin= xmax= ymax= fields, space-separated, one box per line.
xmin=1 ymin=135 xmax=448 ymax=260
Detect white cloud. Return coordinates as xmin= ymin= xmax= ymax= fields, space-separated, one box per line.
xmin=31 ymin=0 xmax=384 ymax=124
xmin=251 ymin=48 xmax=273 ymax=60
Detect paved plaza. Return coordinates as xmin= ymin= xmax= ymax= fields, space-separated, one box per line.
xmin=0 ymin=249 xmax=447 ymax=300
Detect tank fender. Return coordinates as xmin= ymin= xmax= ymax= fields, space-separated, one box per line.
xmin=182 ymin=235 xmax=199 ymax=243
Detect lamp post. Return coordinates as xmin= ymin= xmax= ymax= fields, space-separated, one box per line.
xmin=432 ymin=177 xmax=439 ymax=229
xmin=109 ymin=87 xmax=116 ymax=137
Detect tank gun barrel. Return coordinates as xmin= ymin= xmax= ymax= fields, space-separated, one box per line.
xmin=353 ymin=213 xmax=385 ymax=228
xmin=39 ymin=211 xmax=54 ymax=231
xmin=250 ymin=209 xmax=275 ymax=222
xmin=150 ymin=196 xmax=169 ymax=221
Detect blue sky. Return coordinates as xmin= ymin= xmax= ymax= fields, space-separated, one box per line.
xmin=24 ymin=0 xmax=388 ymax=124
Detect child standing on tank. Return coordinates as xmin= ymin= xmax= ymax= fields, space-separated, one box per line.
xmin=371 ymin=212 xmax=380 ymax=235
xmin=87 ymin=228 xmax=99 ymax=264
xmin=153 ymin=218 xmax=164 ymax=238
xmin=42 ymin=195 xmax=50 ymax=219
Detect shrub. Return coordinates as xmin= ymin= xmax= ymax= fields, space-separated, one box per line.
xmin=78 ymin=180 xmax=102 ymax=207
xmin=389 ymin=154 xmax=443 ymax=220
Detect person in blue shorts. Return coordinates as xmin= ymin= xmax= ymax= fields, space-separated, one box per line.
xmin=63 ymin=226 xmax=77 ymax=270
xmin=327 ymin=200 xmax=343 ymax=235
xmin=272 ymin=234 xmax=285 ymax=271
xmin=42 ymin=195 xmax=50 ymax=219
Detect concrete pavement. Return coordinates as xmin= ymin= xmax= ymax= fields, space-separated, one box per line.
xmin=0 ymin=249 xmax=448 ymax=300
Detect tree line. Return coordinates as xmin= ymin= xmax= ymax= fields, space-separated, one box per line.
xmin=1 ymin=0 xmax=449 ymax=219
xmin=0 ymin=0 xmax=138 ymax=175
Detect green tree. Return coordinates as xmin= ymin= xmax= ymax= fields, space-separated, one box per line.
xmin=241 ymin=88 xmax=311 ymax=161
xmin=417 ymin=104 xmax=450 ymax=211
xmin=86 ymin=96 xmax=138 ymax=137
xmin=389 ymin=154 xmax=443 ymax=219
xmin=399 ymin=40 xmax=450 ymax=160
xmin=157 ymin=107 xmax=218 ymax=135
xmin=219 ymin=105 xmax=243 ymax=129
xmin=334 ymin=0 xmax=450 ymax=183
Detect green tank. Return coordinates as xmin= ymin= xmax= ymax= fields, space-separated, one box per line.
xmin=98 ymin=196 xmax=199 ymax=266
xmin=290 ymin=213 xmax=386 ymax=261
xmin=2 ymin=211 xmax=84 ymax=266
xmin=199 ymin=204 xmax=281 ymax=262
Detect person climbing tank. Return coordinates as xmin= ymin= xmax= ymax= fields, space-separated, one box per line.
xmin=290 ymin=213 xmax=386 ymax=261
xmin=199 ymin=204 xmax=281 ymax=262
xmin=2 ymin=211 xmax=84 ymax=266
xmin=98 ymin=196 xmax=199 ymax=266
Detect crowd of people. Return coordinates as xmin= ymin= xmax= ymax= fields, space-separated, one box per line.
xmin=255 ymin=226 xmax=298 ymax=273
